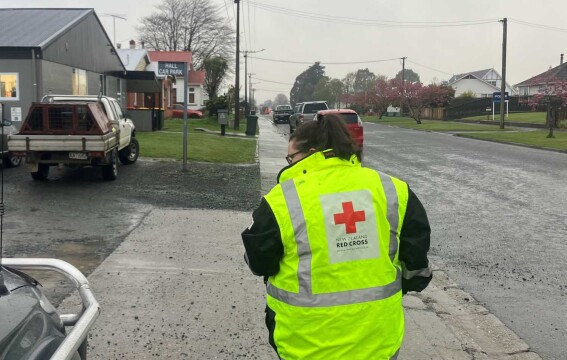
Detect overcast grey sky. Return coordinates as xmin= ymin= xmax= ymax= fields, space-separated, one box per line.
xmin=3 ymin=0 xmax=567 ymax=103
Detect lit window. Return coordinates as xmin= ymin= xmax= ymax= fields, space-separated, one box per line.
xmin=72 ymin=69 xmax=88 ymax=95
xmin=0 ymin=73 xmax=19 ymax=100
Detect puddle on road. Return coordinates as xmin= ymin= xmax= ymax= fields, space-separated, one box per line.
xmin=22 ymin=240 xmax=107 ymax=306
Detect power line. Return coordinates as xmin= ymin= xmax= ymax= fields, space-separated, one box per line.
xmin=254 ymin=88 xmax=291 ymax=93
xmin=248 ymin=1 xmax=498 ymax=28
xmin=247 ymin=0 xmax=253 ymax=50
xmin=406 ymin=60 xmax=453 ymax=76
xmin=222 ymin=0 xmax=233 ymax=22
xmin=509 ymin=18 xmax=567 ymax=33
xmin=252 ymin=77 xmax=294 ymax=85
xmin=249 ymin=56 xmax=402 ymax=65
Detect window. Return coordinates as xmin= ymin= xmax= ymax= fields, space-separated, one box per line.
xmin=303 ymin=103 xmax=328 ymax=113
xmin=487 ymin=80 xmax=497 ymax=86
xmin=189 ymin=93 xmax=195 ymax=104
xmin=72 ymin=69 xmax=88 ymax=95
xmin=48 ymin=107 xmax=73 ymax=130
xmin=521 ymin=87 xmax=529 ymax=96
xmin=0 ymin=73 xmax=19 ymax=100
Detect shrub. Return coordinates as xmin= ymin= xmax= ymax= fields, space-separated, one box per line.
xmin=205 ymin=95 xmax=229 ymax=117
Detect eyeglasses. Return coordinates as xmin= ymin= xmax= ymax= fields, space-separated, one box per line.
xmin=286 ymin=150 xmax=302 ymax=165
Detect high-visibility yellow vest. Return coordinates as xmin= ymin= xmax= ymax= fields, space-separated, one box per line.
xmin=264 ymin=150 xmax=409 ymax=360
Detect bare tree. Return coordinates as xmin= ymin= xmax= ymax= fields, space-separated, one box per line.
xmin=137 ymin=0 xmax=235 ymax=68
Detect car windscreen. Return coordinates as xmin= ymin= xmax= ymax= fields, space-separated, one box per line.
xmin=303 ymin=103 xmax=328 ymax=113
xmin=340 ymin=114 xmax=359 ymax=124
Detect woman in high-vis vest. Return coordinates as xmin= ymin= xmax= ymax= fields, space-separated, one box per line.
xmin=242 ymin=113 xmax=432 ymax=360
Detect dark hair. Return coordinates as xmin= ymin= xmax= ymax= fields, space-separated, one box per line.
xmin=290 ymin=113 xmax=361 ymax=161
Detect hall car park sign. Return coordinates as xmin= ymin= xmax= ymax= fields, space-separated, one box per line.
xmin=158 ymin=62 xmax=186 ymax=77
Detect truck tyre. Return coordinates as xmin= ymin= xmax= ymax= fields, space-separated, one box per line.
xmin=3 ymin=155 xmax=22 ymax=168
xmin=119 ymin=137 xmax=139 ymax=165
xmin=31 ymin=163 xmax=49 ymax=180
xmin=102 ymin=150 xmax=118 ymax=181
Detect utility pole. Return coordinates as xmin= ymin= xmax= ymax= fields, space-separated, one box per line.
xmin=401 ymin=56 xmax=407 ymax=116
xmin=499 ymin=18 xmax=507 ymax=129
xmin=248 ymin=73 xmax=256 ymax=107
xmin=242 ymin=49 xmax=265 ymax=115
xmin=401 ymin=57 xmax=407 ymax=86
xmin=234 ymin=0 xmax=241 ymax=129
xmin=249 ymin=81 xmax=259 ymax=110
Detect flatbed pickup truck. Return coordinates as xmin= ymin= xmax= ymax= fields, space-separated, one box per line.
xmin=8 ymin=95 xmax=139 ymax=181
xmin=272 ymin=105 xmax=294 ymax=124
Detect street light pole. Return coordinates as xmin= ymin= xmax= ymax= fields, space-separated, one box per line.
xmin=102 ymin=13 xmax=126 ymax=48
xmin=234 ymin=0 xmax=240 ymax=129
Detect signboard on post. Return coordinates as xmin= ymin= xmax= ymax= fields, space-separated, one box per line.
xmin=158 ymin=61 xmax=189 ymax=169
xmin=492 ymin=91 xmax=509 ymax=104
xmin=492 ymin=92 xmax=509 ymax=120
xmin=157 ymin=62 xmax=185 ymax=77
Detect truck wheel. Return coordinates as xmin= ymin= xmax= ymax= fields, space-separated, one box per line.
xmin=119 ymin=137 xmax=139 ymax=165
xmin=102 ymin=150 xmax=118 ymax=181
xmin=31 ymin=163 xmax=49 ymax=181
xmin=3 ymin=155 xmax=22 ymax=168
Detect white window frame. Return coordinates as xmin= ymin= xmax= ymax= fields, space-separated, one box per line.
xmin=0 ymin=72 xmax=20 ymax=101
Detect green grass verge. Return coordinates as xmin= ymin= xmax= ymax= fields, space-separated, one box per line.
xmin=462 ymin=112 xmax=546 ymax=124
xmin=165 ymin=116 xmax=257 ymax=135
xmin=456 ymin=131 xmax=567 ymax=151
xmin=136 ymin=131 xmax=257 ymax=163
xmin=362 ymin=116 xmax=513 ymax=131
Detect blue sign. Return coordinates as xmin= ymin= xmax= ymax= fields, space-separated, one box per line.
xmin=157 ymin=62 xmax=186 ymax=77
xmin=492 ymin=92 xmax=509 ymax=103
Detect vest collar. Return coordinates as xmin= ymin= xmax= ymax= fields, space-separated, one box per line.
xmin=277 ymin=149 xmax=361 ymax=183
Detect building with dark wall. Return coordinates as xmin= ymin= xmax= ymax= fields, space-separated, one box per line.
xmin=0 ymin=8 xmax=126 ymax=128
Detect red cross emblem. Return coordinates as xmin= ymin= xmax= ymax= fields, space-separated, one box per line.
xmin=333 ymin=201 xmax=366 ymax=234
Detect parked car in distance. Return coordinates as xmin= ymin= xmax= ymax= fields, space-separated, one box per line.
xmin=272 ymin=105 xmax=294 ymax=124
xmin=315 ymin=109 xmax=363 ymax=148
xmin=289 ymin=101 xmax=329 ymax=133
xmin=171 ymin=104 xmax=203 ymax=119
xmin=0 ymin=119 xmax=21 ymax=168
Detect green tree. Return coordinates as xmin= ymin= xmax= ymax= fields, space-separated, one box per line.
xmin=395 ymin=68 xmax=420 ymax=84
xmin=458 ymin=90 xmax=476 ymax=98
xmin=273 ymin=93 xmax=289 ymax=107
xmin=353 ymin=68 xmax=377 ymax=94
xmin=290 ymin=62 xmax=326 ymax=106
xmin=342 ymin=72 xmax=356 ymax=106
xmin=202 ymin=57 xmax=228 ymax=99
xmin=313 ymin=77 xmax=344 ymax=108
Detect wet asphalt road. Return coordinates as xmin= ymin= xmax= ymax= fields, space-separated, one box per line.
xmin=274 ymin=120 xmax=567 ymax=359
xmin=1 ymin=158 xmax=260 ymax=304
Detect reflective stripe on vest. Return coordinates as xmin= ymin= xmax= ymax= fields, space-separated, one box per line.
xmin=266 ymin=174 xmax=402 ymax=307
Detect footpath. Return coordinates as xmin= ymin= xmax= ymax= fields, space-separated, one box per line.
xmin=59 ymin=116 xmax=542 ymax=359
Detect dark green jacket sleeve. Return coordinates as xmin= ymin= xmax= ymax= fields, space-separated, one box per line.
xmin=241 ymin=198 xmax=284 ymax=276
xmin=399 ymin=187 xmax=432 ymax=294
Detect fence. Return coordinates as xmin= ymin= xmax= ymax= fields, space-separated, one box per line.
xmin=443 ymin=96 xmax=546 ymax=120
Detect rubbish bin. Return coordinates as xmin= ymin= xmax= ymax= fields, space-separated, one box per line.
xmin=245 ymin=115 xmax=258 ymax=136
